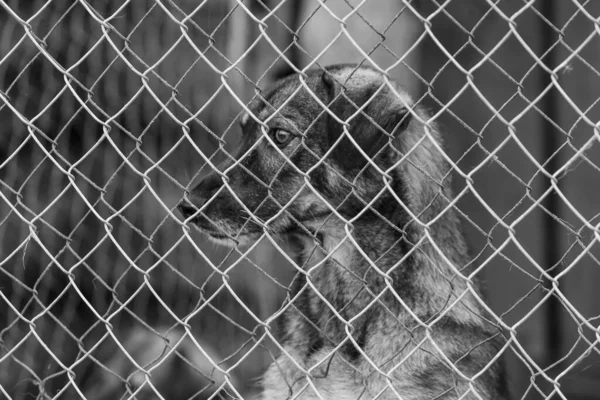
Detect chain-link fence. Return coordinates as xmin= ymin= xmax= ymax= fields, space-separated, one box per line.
xmin=1 ymin=1 xmax=599 ymax=399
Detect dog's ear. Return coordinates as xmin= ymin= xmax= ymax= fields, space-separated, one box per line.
xmin=328 ymin=83 xmax=413 ymax=170
xmin=380 ymin=102 xmax=413 ymax=137
xmin=322 ymin=69 xmax=372 ymax=170
xmin=321 ymin=69 xmax=341 ymax=101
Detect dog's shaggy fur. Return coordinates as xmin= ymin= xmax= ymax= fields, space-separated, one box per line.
xmin=179 ymin=64 xmax=508 ymax=399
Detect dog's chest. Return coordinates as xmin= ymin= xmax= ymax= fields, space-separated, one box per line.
xmin=259 ymin=339 xmax=425 ymax=400
xmin=259 ymin=347 xmax=375 ymax=400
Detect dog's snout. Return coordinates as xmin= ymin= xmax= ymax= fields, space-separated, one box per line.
xmin=178 ymin=174 xmax=225 ymax=222
xmin=177 ymin=199 xmax=199 ymax=220
xmin=195 ymin=174 xmax=223 ymax=197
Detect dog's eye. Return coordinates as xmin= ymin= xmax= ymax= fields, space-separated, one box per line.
xmin=273 ymin=129 xmax=292 ymax=146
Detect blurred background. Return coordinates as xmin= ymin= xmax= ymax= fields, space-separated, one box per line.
xmin=0 ymin=1 xmax=599 ymax=399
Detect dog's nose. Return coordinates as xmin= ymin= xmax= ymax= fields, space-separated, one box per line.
xmin=177 ymin=199 xmax=199 ymax=220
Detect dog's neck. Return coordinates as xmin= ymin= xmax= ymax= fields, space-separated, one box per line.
xmin=288 ymin=191 xmax=482 ymax=344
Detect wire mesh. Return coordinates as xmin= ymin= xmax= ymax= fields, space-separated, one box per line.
xmin=1 ymin=1 xmax=599 ymax=399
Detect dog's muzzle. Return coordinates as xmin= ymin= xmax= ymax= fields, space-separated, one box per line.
xmin=177 ymin=198 xmax=200 ymax=222
xmin=177 ymin=198 xmax=229 ymax=239
xmin=178 ymin=173 xmax=222 ymax=223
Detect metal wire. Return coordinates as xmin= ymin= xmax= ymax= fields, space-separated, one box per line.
xmin=1 ymin=1 xmax=599 ymax=399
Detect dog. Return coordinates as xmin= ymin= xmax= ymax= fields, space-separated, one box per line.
xmin=178 ymin=64 xmax=509 ymax=399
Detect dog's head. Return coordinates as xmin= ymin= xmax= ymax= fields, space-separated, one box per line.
xmin=178 ymin=64 xmax=445 ymax=246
